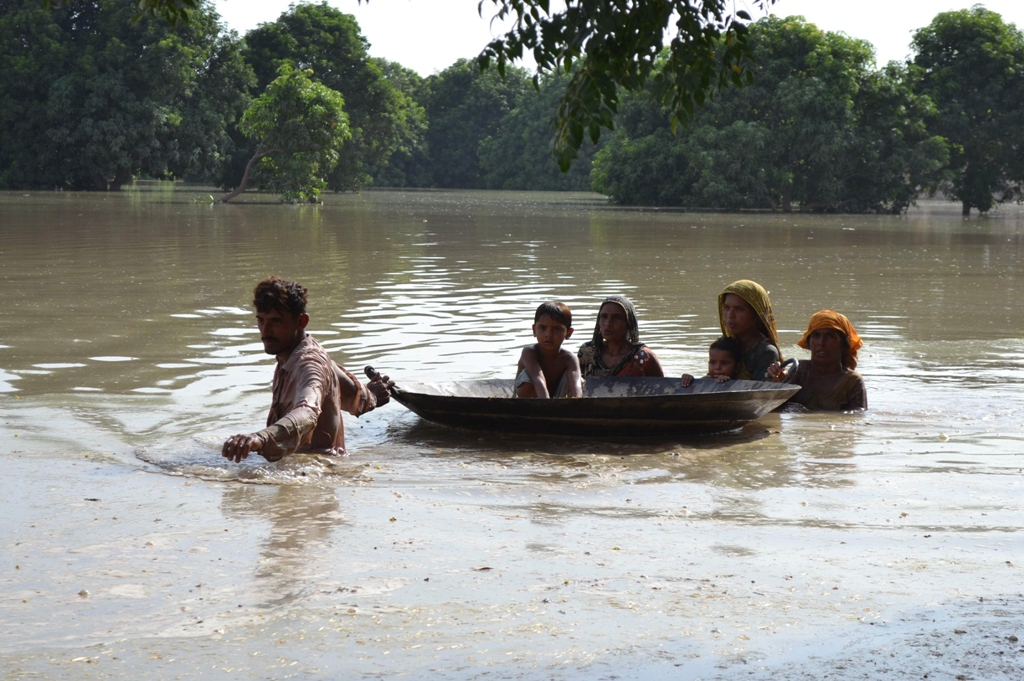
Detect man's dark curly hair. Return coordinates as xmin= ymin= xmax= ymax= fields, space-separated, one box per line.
xmin=253 ymin=276 xmax=308 ymax=317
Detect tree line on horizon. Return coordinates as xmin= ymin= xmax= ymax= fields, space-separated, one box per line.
xmin=1 ymin=1 xmax=1022 ymax=214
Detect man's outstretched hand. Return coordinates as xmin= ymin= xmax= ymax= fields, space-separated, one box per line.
xmin=221 ymin=433 xmax=263 ymax=463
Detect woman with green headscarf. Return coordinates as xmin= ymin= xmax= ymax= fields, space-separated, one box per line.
xmin=577 ymin=295 xmax=664 ymax=378
xmin=716 ymin=280 xmax=782 ymax=381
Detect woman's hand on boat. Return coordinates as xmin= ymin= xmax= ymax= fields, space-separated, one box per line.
xmin=681 ymin=373 xmax=694 ymax=387
xmin=766 ymin=362 xmax=784 ymax=382
xmin=221 ymin=433 xmax=263 ymax=462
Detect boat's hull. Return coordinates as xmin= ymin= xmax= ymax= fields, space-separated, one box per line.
xmin=391 ymin=377 xmax=799 ymax=436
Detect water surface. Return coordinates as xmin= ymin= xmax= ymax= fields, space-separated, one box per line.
xmin=1 ymin=188 xmax=1022 ymax=679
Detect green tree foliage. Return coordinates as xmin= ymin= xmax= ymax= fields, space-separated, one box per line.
xmin=221 ymin=65 xmax=350 ymax=204
xmin=1 ymin=0 xmax=252 ymax=190
xmin=417 ymin=59 xmax=530 ymax=189
xmin=841 ymin=62 xmax=950 ymax=213
xmin=243 ymin=2 xmax=420 ymax=190
xmin=68 ymin=0 xmax=778 ymax=172
xmin=164 ymin=11 xmax=253 ymax=183
xmin=478 ymin=71 xmax=600 ymax=191
xmin=479 ymin=0 xmax=777 ymax=169
xmin=366 ymin=59 xmax=430 ymax=188
xmin=47 ymin=0 xmax=197 ymax=25
xmin=589 ymin=92 xmax=701 ymax=205
xmin=911 ymin=6 xmax=1024 ymax=215
xmin=593 ymin=16 xmax=948 ymax=212
xmin=133 ymin=0 xmax=196 ymax=25
xmin=0 ymin=0 xmax=65 ymax=189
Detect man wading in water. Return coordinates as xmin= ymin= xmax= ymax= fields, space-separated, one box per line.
xmin=221 ymin=276 xmax=392 ymax=463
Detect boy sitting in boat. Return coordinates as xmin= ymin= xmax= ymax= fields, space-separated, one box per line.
xmin=680 ymin=336 xmax=742 ymax=387
xmin=515 ymin=302 xmax=584 ymax=398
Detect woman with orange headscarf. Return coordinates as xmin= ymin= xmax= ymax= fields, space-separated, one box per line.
xmin=769 ymin=310 xmax=867 ymax=411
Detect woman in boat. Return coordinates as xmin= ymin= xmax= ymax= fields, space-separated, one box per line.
xmin=577 ymin=295 xmax=664 ymax=377
xmin=716 ymin=279 xmax=782 ymax=381
xmin=768 ymin=310 xmax=867 ymax=411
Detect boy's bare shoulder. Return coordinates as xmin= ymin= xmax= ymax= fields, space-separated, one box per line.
xmin=559 ymin=347 xmax=581 ymax=366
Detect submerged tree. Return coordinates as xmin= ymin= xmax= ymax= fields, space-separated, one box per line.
xmin=479 ymin=71 xmax=600 ymax=191
xmin=367 ymin=59 xmax=430 ymax=188
xmin=592 ymin=16 xmax=948 ymax=211
xmin=2 ymin=0 xmax=252 ymax=190
xmin=221 ymin=65 xmax=350 ymax=203
xmin=911 ymin=7 xmax=1024 ymax=215
xmin=243 ymin=2 xmax=422 ymax=191
xmin=94 ymin=0 xmax=779 ymax=171
xmin=840 ymin=62 xmax=950 ymax=214
xmin=418 ymin=59 xmax=530 ymax=189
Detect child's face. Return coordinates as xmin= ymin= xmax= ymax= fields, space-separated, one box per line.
xmin=721 ymin=293 xmax=758 ymax=337
xmin=533 ymin=314 xmax=572 ymax=352
xmin=708 ymin=348 xmax=738 ymax=378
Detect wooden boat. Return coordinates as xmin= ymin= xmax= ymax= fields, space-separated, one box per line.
xmin=385 ymin=376 xmax=800 ymax=436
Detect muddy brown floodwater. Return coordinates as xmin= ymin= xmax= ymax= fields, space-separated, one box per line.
xmin=1 ymin=187 xmax=1022 ymax=679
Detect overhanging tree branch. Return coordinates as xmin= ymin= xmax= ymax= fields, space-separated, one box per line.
xmin=474 ymin=1 xmax=778 ymax=169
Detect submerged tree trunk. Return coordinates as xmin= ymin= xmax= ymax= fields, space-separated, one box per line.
xmin=108 ymin=166 xmax=133 ymax=192
xmin=781 ymin=183 xmax=793 ymax=213
xmin=962 ymin=200 xmax=971 ymax=216
xmin=220 ymin=147 xmax=277 ymax=203
xmin=220 ymin=151 xmax=264 ymax=204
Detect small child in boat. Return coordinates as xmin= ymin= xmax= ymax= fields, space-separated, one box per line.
xmin=515 ymin=302 xmax=584 ymax=398
xmin=680 ymin=336 xmax=742 ymax=387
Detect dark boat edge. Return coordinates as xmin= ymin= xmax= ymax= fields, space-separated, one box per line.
xmin=389 ymin=377 xmax=800 ymax=436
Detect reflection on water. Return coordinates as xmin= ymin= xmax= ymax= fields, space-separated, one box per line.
xmin=221 ymin=483 xmax=347 ymax=609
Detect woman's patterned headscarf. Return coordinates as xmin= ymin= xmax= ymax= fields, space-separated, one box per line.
xmin=718 ymin=279 xmax=781 ymax=353
xmin=590 ymin=295 xmax=641 ymax=351
xmin=577 ymin=295 xmax=646 ymax=377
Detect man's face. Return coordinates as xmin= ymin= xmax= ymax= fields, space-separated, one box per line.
xmin=256 ymin=308 xmax=307 ymax=356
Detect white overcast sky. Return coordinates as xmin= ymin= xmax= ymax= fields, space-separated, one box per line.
xmin=214 ymin=1 xmax=1024 ymax=76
